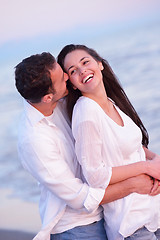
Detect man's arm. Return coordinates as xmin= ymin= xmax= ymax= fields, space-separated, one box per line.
xmin=19 ymin=128 xmax=105 ymax=212
xmin=100 ymin=174 xmax=153 ymax=205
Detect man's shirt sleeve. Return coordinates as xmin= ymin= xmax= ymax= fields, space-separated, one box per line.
xmin=18 ymin=124 xmax=105 ymax=212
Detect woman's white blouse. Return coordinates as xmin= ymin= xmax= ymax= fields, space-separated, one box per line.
xmin=72 ymin=96 xmax=160 ymax=240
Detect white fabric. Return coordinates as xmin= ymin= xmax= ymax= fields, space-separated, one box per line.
xmin=72 ymin=96 xmax=160 ymax=240
xmin=17 ymin=98 xmax=105 ymax=240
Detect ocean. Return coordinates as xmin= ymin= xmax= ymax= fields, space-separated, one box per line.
xmin=0 ymin=20 xmax=160 ymax=203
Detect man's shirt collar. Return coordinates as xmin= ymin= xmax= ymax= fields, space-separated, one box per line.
xmin=24 ymin=100 xmax=46 ymax=127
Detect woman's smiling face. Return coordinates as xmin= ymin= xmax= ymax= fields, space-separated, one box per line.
xmin=63 ymin=49 xmax=104 ymax=95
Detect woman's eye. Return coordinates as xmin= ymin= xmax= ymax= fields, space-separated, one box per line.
xmin=83 ymin=60 xmax=89 ymax=65
xmin=70 ymin=69 xmax=76 ymax=75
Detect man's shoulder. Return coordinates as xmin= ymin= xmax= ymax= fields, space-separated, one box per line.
xmin=53 ymin=98 xmax=71 ymax=128
xmin=18 ymin=116 xmax=60 ymax=154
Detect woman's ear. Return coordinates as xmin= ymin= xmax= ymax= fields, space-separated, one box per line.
xmin=73 ymin=85 xmax=77 ymax=90
xmin=99 ymin=62 xmax=104 ymax=71
xmin=70 ymin=82 xmax=77 ymax=90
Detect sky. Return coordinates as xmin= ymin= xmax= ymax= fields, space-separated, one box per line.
xmin=1 ymin=0 xmax=160 ymax=44
xmin=0 ymin=0 xmax=160 ymax=64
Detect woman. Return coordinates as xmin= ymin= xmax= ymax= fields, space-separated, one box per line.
xmin=57 ymin=44 xmax=160 ymax=240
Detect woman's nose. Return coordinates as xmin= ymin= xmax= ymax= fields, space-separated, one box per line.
xmin=79 ymin=67 xmax=86 ymax=75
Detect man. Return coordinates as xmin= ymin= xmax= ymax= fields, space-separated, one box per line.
xmin=15 ymin=52 xmax=154 ymax=240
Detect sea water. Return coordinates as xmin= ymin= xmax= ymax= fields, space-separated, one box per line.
xmin=0 ymin=20 xmax=160 ymax=203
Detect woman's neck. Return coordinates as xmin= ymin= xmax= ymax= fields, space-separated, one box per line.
xmin=82 ymin=82 xmax=111 ymax=113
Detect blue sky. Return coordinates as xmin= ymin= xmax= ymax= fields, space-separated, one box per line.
xmin=0 ymin=0 xmax=160 ymax=65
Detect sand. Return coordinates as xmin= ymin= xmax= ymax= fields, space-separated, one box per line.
xmin=0 ymin=229 xmax=35 ymax=240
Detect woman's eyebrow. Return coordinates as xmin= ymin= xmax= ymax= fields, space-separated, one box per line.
xmin=68 ymin=57 xmax=89 ymax=71
xmin=68 ymin=65 xmax=74 ymax=71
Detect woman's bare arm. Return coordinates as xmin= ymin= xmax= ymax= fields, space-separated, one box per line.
xmin=100 ymin=174 xmax=153 ymax=205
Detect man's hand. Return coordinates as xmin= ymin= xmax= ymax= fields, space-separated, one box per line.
xmin=150 ymin=179 xmax=160 ymax=196
xmin=129 ymin=174 xmax=154 ymax=195
xmin=100 ymin=174 xmax=155 ymax=205
xmin=146 ymin=155 xmax=160 ymax=180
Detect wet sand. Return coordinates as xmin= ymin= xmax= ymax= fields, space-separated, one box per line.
xmin=0 ymin=229 xmax=35 ymax=240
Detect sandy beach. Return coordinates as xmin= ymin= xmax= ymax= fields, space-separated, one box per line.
xmin=0 ymin=188 xmax=41 ymax=240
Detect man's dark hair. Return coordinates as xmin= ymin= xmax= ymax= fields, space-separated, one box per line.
xmin=15 ymin=52 xmax=56 ymax=103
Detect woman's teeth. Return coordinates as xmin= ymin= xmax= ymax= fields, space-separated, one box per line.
xmin=83 ymin=74 xmax=93 ymax=83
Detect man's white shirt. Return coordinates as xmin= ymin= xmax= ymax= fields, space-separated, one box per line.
xmin=17 ymin=99 xmax=105 ymax=240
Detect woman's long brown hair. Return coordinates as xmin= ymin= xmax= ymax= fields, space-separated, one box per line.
xmin=57 ymin=44 xmax=149 ymax=147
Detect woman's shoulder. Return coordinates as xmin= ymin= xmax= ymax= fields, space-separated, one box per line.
xmin=75 ymin=96 xmax=99 ymax=111
xmin=72 ymin=96 xmax=101 ymax=124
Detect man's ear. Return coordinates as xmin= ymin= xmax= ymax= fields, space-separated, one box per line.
xmin=42 ymin=93 xmax=53 ymax=103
